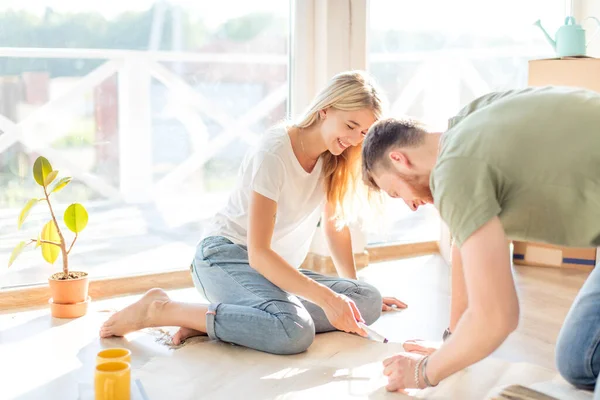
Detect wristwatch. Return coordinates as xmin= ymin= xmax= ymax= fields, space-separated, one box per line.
xmin=442 ymin=327 xmax=452 ymax=341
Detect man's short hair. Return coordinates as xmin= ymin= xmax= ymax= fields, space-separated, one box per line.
xmin=361 ymin=117 xmax=427 ymax=190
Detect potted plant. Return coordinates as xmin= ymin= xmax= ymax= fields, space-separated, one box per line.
xmin=8 ymin=156 xmax=90 ymax=318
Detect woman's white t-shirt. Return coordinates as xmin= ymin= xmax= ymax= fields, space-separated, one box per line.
xmin=203 ymin=127 xmax=325 ymax=268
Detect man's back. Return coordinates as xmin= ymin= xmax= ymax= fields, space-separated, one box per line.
xmin=431 ymin=86 xmax=600 ymax=247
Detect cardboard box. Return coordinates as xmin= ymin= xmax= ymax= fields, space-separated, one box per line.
xmin=512 ymin=241 xmax=598 ymax=271
xmin=528 ymin=57 xmax=600 ymax=91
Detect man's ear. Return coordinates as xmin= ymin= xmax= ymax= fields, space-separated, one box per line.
xmin=389 ymin=150 xmax=411 ymax=171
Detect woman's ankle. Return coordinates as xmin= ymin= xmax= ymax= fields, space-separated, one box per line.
xmin=146 ymin=298 xmax=172 ymax=327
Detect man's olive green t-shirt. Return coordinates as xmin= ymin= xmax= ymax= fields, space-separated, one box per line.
xmin=430 ymin=86 xmax=600 ymax=247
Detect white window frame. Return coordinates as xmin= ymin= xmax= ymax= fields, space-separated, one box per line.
xmin=574 ymin=0 xmax=600 ymax=56
xmin=290 ymin=0 xmax=368 ymax=118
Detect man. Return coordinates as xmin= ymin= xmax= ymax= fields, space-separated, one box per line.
xmin=361 ymin=85 xmax=600 ymax=396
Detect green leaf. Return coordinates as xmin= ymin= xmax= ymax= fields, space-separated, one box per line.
xmin=18 ymin=198 xmax=38 ymax=229
xmin=44 ymin=170 xmax=59 ymax=187
xmin=51 ymin=177 xmax=72 ymax=194
xmin=64 ymin=203 xmax=88 ymax=233
xmin=41 ymin=220 xmax=60 ymax=264
xmin=33 ymin=157 xmax=53 ymax=187
xmin=8 ymin=241 xmax=27 ymax=268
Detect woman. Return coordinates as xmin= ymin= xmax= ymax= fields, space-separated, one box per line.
xmin=100 ymin=71 xmax=406 ymax=355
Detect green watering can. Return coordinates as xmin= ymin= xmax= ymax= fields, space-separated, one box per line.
xmin=535 ymin=16 xmax=600 ymax=57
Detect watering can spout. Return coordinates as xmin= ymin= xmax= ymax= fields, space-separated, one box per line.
xmin=534 ymin=19 xmax=557 ymax=50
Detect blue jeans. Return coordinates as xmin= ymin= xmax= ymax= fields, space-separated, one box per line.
xmin=190 ymin=236 xmax=383 ymax=355
xmin=556 ymin=263 xmax=600 ymax=398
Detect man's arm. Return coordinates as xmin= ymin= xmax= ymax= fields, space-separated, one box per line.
xmin=449 ymin=241 xmax=468 ymax=333
xmin=425 ymin=217 xmax=520 ymax=384
xmin=448 ymin=238 xmax=513 ymax=335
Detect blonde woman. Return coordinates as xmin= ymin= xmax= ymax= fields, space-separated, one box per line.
xmin=100 ymin=71 xmax=406 ymax=354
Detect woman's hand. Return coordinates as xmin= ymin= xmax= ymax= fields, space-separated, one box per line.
xmin=382 ymin=297 xmax=408 ymax=311
xmin=383 ymin=352 xmax=427 ymax=392
xmin=321 ymin=292 xmax=368 ymax=337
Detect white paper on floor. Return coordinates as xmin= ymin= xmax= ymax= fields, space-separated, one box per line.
xmin=78 ymin=381 xmax=146 ymax=400
xmin=419 ymin=357 xmax=594 ymax=400
xmin=133 ymin=333 xmax=409 ymax=400
xmin=132 ymin=333 xmax=594 ymax=400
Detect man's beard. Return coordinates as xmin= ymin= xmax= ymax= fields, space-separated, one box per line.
xmin=400 ymin=172 xmax=434 ymax=204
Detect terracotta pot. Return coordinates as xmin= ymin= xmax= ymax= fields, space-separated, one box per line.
xmin=48 ymin=271 xmax=90 ymax=318
xmin=49 ymin=296 xmax=91 ymax=319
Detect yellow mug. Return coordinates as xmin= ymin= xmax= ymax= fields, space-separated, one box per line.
xmin=95 ymin=361 xmax=131 ymax=400
xmin=97 ymin=348 xmax=131 ymax=365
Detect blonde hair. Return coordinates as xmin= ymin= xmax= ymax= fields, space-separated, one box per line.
xmin=291 ymin=70 xmax=385 ymax=227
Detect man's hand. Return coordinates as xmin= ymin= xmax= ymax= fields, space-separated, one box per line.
xmin=383 ymin=353 xmax=427 ymax=392
xmin=403 ymin=339 xmax=440 ymax=356
xmin=382 ymin=297 xmax=408 ymax=311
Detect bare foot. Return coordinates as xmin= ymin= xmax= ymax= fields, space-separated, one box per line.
xmin=172 ymin=327 xmax=206 ymax=345
xmin=100 ymin=288 xmax=170 ymax=338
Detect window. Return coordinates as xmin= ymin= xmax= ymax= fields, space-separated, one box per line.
xmin=366 ymin=0 xmax=566 ymax=245
xmin=1 ymin=0 xmax=574 ymax=292
xmin=0 ymin=1 xmax=290 ymax=289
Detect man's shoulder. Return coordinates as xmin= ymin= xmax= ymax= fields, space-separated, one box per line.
xmin=447 ymin=86 xmax=554 ymax=130
xmin=435 ymin=128 xmax=480 ymax=173
xmin=432 ymin=156 xmax=473 ymax=178
xmin=447 ymin=86 xmax=598 ymax=130
xmin=430 ymin=156 xmax=490 ymax=196
xmin=431 ymin=156 xmax=502 ymax=246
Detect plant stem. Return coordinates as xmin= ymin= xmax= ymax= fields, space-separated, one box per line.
xmin=67 ymin=233 xmax=78 ymax=255
xmin=28 ymin=239 xmax=61 ymax=247
xmin=43 ymin=186 xmax=69 ymax=278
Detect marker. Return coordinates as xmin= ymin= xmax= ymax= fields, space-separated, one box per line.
xmin=359 ymin=322 xmax=388 ymax=343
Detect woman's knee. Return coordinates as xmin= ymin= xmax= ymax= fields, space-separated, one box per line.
xmin=350 ymin=281 xmax=383 ymax=325
xmin=267 ymin=314 xmax=316 ymax=355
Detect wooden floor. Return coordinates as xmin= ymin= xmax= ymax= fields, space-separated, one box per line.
xmin=0 ymin=255 xmax=594 ymax=399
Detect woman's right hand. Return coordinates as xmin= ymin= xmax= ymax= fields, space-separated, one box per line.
xmin=321 ymin=292 xmax=368 ymax=337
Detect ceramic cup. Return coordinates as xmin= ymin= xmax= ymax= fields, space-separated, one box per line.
xmin=96 ymin=348 xmax=132 ymax=365
xmin=95 ymin=361 xmax=131 ymax=400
